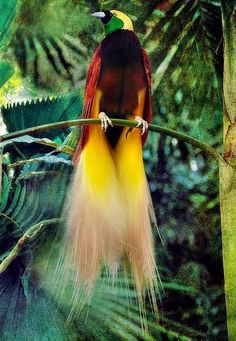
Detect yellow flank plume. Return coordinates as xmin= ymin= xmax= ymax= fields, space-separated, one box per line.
xmin=115 ymin=128 xmax=157 ymax=296
xmin=115 ymin=128 xmax=144 ymax=197
xmin=57 ymin=88 xmax=159 ymax=314
xmin=83 ymin=126 xmax=115 ymax=196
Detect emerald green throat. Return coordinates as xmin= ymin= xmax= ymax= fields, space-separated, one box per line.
xmin=104 ymin=15 xmax=124 ymax=36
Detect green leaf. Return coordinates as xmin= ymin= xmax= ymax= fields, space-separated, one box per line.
xmin=1 ymin=92 xmax=82 ymax=142
xmin=9 ymin=1 xmax=91 ymax=91
xmin=60 ymin=127 xmax=80 ymax=150
xmin=0 ymin=0 xmax=18 ymax=49
xmin=0 ymin=60 xmax=14 ymax=88
xmin=190 ymin=193 xmax=207 ymax=206
xmin=0 ymin=173 xmax=12 ymax=211
xmin=0 ymin=156 xmax=71 ymax=250
xmin=153 ymin=9 xmax=166 ymax=18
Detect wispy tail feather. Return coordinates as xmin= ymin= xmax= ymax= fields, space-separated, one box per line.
xmin=57 ymin=128 xmax=160 ymax=312
xmin=65 ymin=151 xmax=125 ymax=285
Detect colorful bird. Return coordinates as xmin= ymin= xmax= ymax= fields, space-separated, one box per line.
xmin=62 ymin=10 xmax=158 ymax=301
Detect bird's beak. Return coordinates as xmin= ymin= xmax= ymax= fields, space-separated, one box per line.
xmin=91 ymin=12 xmax=106 ymax=19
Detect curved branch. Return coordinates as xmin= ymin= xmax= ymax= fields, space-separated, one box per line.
xmin=0 ymin=218 xmax=61 ymax=274
xmin=0 ymin=118 xmax=223 ymax=162
xmin=148 ymin=123 xmax=223 ymax=162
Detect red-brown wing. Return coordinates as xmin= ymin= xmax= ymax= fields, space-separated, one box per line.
xmin=141 ymin=48 xmax=152 ymax=146
xmin=72 ymin=45 xmax=102 ymax=165
xmin=73 ymin=46 xmax=152 ymax=163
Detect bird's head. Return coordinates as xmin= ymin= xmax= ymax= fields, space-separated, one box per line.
xmin=91 ymin=10 xmax=134 ymax=36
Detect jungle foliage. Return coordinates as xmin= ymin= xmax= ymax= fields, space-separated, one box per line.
xmin=0 ymin=0 xmax=231 ymax=340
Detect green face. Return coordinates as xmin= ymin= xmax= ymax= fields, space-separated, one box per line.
xmin=104 ymin=15 xmax=124 ymax=36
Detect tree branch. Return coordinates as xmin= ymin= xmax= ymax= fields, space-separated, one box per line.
xmin=148 ymin=123 xmax=224 ymax=162
xmin=0 ymin=118 xmax=224 ymax=162
xmin=0 ymin=218 xmax=61 ymax=274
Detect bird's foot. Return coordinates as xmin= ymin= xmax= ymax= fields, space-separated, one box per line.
xmin=135 ymin=116 xmax=149 ymax=135
xmin=99 ymin=112 xmax=113 ymax=132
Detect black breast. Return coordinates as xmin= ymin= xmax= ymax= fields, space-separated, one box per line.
xmin=100 ymin=30 xmax=143 ymax=66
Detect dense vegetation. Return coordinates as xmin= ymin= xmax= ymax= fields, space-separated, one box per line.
xmin=0 ymin=0 xmax=234 ymax=340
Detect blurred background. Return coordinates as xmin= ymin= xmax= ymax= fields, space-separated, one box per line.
xmin=0 ymin=0 xmax=226 ymax=340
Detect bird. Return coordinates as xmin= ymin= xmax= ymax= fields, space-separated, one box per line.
xmin=60 ymin=9 xmax=158 ymax=304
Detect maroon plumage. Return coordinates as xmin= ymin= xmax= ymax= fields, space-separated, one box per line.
xmin=59 ymin=19 xmax=158 ymax=315
xmin=72 ymin=30 xmax=152 ymax=164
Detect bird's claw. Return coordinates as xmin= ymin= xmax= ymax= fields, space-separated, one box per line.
xmin=99 ymin=112 xmax=113 ymax=132
xmin=135 ymin=116 xmax=148 ymax=135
